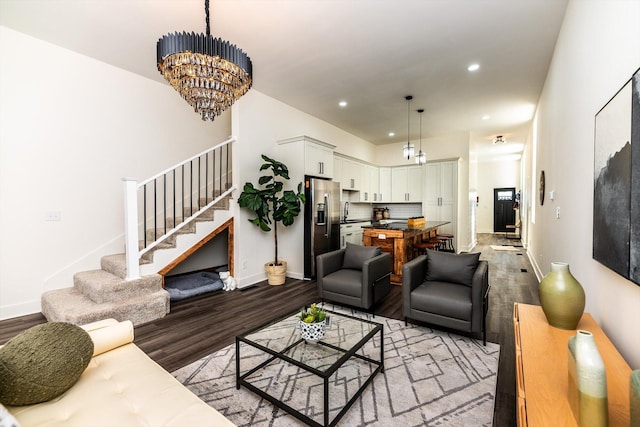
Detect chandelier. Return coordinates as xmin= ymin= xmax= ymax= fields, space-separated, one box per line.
xmin=415 ymin=109 xmax=426 ymax=164
xmin=402 ymin=95 xmax=415 ymax=159
xmin=493 ymin=135 xmax=506 ymax=144
xmin=157 ymin=0 xmax=253 ymax=121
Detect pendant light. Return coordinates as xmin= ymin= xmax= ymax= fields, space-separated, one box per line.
xmin=402 ymin=95 xmax=415 ymax=159
xmin=415 ymin=109 xmax=426 ymax=164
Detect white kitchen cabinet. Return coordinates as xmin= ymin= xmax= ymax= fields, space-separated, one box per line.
xmin=424 ymin=160 xmax=458 ymax=237
xmin=378 ymin=167 xmax=391 ymax=203
xmin=333 ymin=156 xmax=343 ymax=188
xmin=342 ymin=158 xmax=362 ymax=191
xmin=304 ymin=140 xmax=334 ymax=178
xmin=370 ymin=166 xmax=380 ymax=202
xmin=340 ymin=222 xmax=368 ymax=247
xmin=359 ymin=164 xmax=379 ymax=202
xmin=277 ymin=136 xmax=335 ymax=179
xmin=391 ymin=165 xmax=423 ymax=202
xmin=359 ymin=164 xmax=371 ymax=202
xmin=407 ymin=166 xmax=423 ymax=202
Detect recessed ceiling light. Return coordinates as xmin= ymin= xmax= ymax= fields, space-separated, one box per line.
xmin=339 ymin=101 xmax=348 ymax=107
xmin=482 ymin=115 xmax=490 ymax=120
xmin=388 ymin=132 xmax=395 ymax=137
xmin=468 ymin=63 xmax=480 ymax=72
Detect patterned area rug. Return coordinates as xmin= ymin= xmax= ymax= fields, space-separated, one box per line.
xmin=172 ymin=305 xmax=499 ymax=426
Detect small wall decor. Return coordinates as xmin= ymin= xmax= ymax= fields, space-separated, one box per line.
xmin=539 ymin=171 xmax=545 ymax=206
xmin=593 ymin=67 xmax=640 ymax=286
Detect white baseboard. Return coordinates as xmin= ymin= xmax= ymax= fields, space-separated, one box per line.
xmin=235 ymin=271 xmax=266 ymax=288
xmin=0 ymin=300 xmax=41 ymax=321
xmin=236 ymin=269 xmax=304 ymax=289
xmin=527 ymin=251 xmax=543 ymax=282
xmin=286 ymin=271 xmax=304 ymax=280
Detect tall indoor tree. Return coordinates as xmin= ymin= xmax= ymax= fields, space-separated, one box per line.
xmin=237 ymin=155 xmax=305 ymax=285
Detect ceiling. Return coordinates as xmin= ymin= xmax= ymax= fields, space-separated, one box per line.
xmin=0 ymin=0 xmax=568 ymax=161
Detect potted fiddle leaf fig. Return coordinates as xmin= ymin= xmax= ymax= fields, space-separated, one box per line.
xmin=237 ymin=155 xmax=305 ymax=285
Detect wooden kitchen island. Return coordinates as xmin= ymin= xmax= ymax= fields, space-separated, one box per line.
xmin=362 ymin=220 xmax=450 ymax=284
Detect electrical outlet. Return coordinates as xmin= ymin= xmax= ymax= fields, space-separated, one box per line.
xmin=242 ymin=260 xmax=247 ymax=270
xmin=556 ymin=207 xmax=560 ymax=219
xmin=46 ymin=211 xmax=61 ymax=221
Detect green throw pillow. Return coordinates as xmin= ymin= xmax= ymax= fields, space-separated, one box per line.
xmin=0 ymin=322 xmax=94 ymax=406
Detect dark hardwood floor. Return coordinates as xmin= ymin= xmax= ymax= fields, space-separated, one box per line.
xmin=0 ymin=233 xmax=539 ymax=427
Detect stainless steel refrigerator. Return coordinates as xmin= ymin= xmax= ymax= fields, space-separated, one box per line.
xmin=304 ymin=176 xmax=341 ymax=279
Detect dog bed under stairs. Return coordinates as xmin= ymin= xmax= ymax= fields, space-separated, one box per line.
xmin=164 ymin=272 xmax=224 ymax=301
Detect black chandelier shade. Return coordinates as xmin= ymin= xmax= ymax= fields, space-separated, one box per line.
xmin=156 ymin=33 xmax=253 ymax=81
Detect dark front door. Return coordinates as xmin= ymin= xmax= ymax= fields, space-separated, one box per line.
xmin=494 ymin=188 xmax=516 ymax=233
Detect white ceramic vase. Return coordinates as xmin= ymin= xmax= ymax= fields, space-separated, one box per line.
xmin=568 ymin=330 xmax=608 ymax=427
xmin=299 ymin=320 xmax=326 ymax=342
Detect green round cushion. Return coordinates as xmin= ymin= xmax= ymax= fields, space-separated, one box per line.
xmin=0 ymin=322 xmax=94 ymax=406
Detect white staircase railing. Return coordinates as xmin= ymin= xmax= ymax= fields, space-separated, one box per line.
xmin=123 ymin=137 xmax=235 ymax=280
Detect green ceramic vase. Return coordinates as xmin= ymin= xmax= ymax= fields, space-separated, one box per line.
xmin=568 ymin=330 xmax=608 ymax=427
xmin=539 ymin=262 xmax=585 ymax=329
xmin=631 ymin=370 xmax=640 ymax=427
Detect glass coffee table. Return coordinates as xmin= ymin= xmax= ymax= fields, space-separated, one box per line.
xmin=235 ymin=309 xmax=384 ymax=427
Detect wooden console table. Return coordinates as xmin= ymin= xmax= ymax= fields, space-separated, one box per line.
xmin=513 ymin=303 xmax=631 ymax=426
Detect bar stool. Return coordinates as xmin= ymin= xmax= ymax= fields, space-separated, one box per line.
xmin=413 ymin=241 xmax=439 ymax=256
xmin=436 ymin=233 xmax=455 ymax=252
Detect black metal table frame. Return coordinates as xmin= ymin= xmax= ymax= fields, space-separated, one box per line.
xmin=235 ymin=310 xmax=384 ymax=427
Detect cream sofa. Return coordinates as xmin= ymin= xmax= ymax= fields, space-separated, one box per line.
xmin=7 ymin=319 xmax=234 ymax=427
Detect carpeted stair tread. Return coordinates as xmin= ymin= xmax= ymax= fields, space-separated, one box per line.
xmin=209 ymin=194 xmax=230 ymax=210
xmin=74 ymin=270 xmax=163 ymax=304
xmin=144 ymin=221 xmax=196 ymax=241
xmin=41 ymin=287 xmax=169 ymax=326
xmin=139 ymin=239 xmax=174 ymax=251
xmin=138 ymin=199 xmax=228 ymax=261
xmin=101 ymin=253 xmax=151 ymax=279
xmin=195 ymin=209 xmax=214 ymax=221
xmin=38 ymin=189 xmax=232 ymax=328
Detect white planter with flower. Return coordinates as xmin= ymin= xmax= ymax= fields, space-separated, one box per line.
xmin=298 ymin=304 xmax=327 ymax=341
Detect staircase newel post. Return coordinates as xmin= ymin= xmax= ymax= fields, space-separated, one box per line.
xmin=123 ymin=177 xmax=140 ymax=280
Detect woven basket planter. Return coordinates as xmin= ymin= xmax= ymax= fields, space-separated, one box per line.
xmin=265 ymin=261 xmax=287 ymax=286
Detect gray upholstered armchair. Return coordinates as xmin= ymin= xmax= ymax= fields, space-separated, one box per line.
xmin=402 ymin=249 xmax=489 ymax=345
xmin=317 ymin=243 xmax=391 ymax=315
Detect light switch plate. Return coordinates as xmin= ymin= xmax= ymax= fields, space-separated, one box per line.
xmin=46 ymin=211 xmax=61 ymax=221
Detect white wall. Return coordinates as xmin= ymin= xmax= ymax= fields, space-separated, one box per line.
xmin=476 ymin=159 xmax=521 ymax=234
xmin=0 ymin=27 xmax=231 ymax=319
xmin=526 ymin=0 xmax=640 ymax=367
xmin=376 ymin=132 xmax=474 ymax=251
xmin=231 ymin=90 xmax=378 ymax=284
xmin=374 ymin=132 xmax=470 ymax=167
xmin=165 ymin=231 xmax=229 ymax=277
xmin=468 ymin=141 xmax=479 ymax=249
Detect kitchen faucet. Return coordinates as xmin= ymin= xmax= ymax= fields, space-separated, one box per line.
xmin=344 ymin=201 xmax=349 ymax=221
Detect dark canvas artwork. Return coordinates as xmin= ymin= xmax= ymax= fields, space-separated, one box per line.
xmin=593 ymin=68 xmax=640 ymax=286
